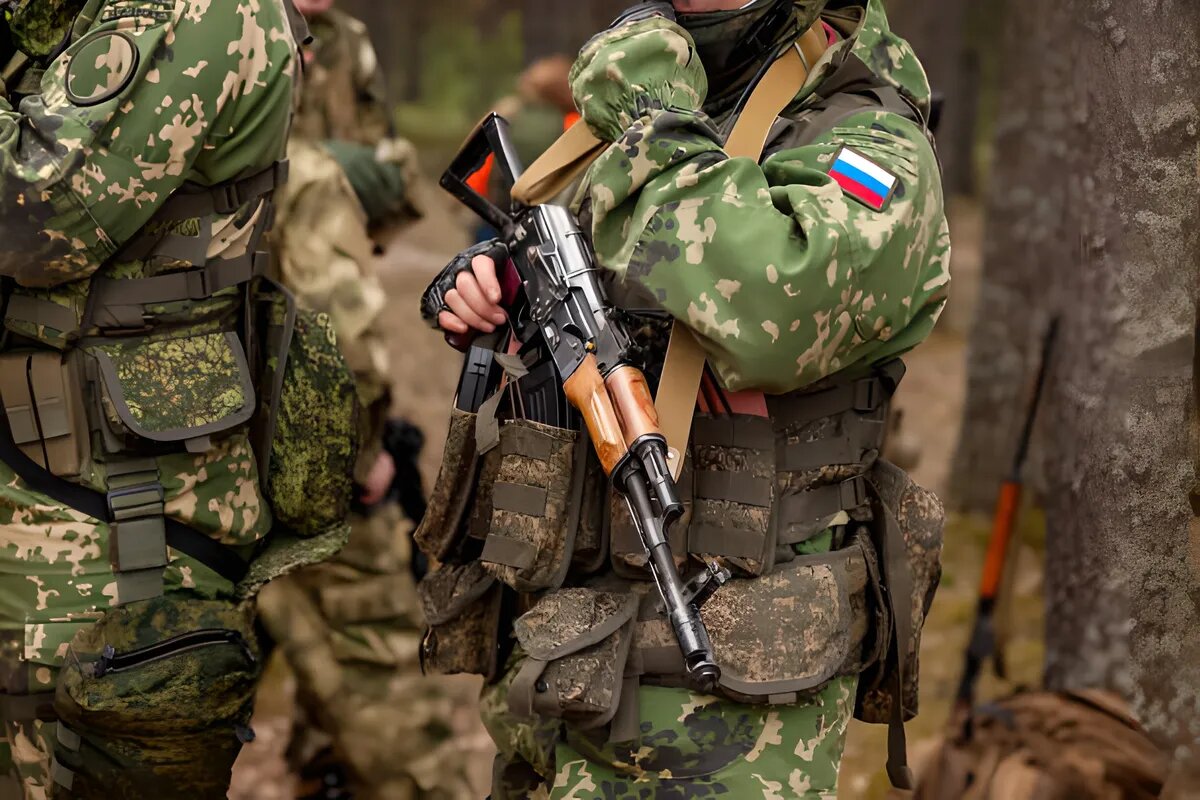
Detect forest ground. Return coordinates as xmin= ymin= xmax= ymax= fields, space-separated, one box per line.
xmin=229 ymin=189 xmax=1046 ymax=800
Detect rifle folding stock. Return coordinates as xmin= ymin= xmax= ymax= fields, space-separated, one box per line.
xmin=441 ymin=114 xmax=729 ymax=690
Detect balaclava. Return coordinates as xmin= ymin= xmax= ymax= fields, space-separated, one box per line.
xmin=3 ymin=0 xmax=86 ymax=58
xmin=676 ymin=0 xmax=828 ymax=116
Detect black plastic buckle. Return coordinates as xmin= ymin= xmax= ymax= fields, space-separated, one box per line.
xmin=838 ymin=476 xmax=868 ymax=511
xmin=213 ymin=182 xmax=243 ymax=215
xmin=853 ymin=378 xmax=882 ymax=413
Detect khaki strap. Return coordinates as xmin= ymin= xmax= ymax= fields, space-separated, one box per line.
xmin=658 ymin=38 xmax=823 ymax=478
xmin=512 ymin=120 xmax=608 ymax=206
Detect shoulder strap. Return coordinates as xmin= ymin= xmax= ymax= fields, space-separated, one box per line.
xmin=510 ymin=26 xmax=828 ymax=476
xmin=660 ymin=30 xmax=826 ymax=478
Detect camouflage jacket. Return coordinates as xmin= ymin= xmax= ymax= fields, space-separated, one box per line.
xmin=0 ymin=0 xmax=300 ymax=652
xmin=570 ymin=0 xmax=951 ymax=393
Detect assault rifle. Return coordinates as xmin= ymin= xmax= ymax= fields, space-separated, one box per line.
xmin=441 ymin=113 xmax=730 ymax=690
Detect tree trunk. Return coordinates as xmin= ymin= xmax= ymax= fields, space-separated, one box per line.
xmin=1046 ymin=0 xmax=1200 ymax=768
xmin=947 ymin=0 xmax=1063 ymax=513
xmin=955 ymin=0 xmax=1200 ymax=768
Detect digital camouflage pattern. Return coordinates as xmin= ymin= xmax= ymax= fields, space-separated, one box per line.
xmin=0 ymin=0 xmax=303 ymax=794
xmin=485 ymin=671 xmax=859 ymax=800
xmin=260 ymin=6 xmax=464 ymax=797
xmin=52 ymin=597 xmax=260 ymax=798
xmin=570 ymin=0 xmax=951 ymax=394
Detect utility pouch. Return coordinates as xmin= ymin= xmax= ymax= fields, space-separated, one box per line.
xmin=856 ymin=459 xmax=944 ymax=724
xmin=687 ymin=414 xmax=777 ymax=577
xmin=419 ymin=561 xmax=507 ymax=682
xmin=414 ymin=408 xmax=483 ymax=563
xmin=256 ymin=287 xmax=359 ymax=538
xmin=508 ymin=588 xmax=639 ymax=729
xmin=478 ymin=420 xmax=587 ymax=593
xmin=0 ymin=350 xmax=88 ymax=479
xmin=609 ymin=457 xmax=692 ymax=580
xmin=85 ymin=332 xmax=257 ymax=456
xmin=52 ymin=598 xmax=260 ymax=798
xmin=637 ymin=533 xmax=873 ymax=705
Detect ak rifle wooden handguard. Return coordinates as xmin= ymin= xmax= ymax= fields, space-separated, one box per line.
xmin=563 ymin=354 xmax=629 ymax=475
xmin=605 ymin=365 xmax=663 ymax=447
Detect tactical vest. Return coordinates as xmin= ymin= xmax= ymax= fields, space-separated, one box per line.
xmin=415 ymin=48 xmax=946 ymax=788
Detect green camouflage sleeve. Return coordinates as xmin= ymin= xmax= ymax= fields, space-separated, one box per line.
xmin=580 ymin=107 xmax=951 ymax=393
xmin=570 ymin=16 xmax=950 ymax=394
xmin=0 ymin=0 xmax=296 ymax=288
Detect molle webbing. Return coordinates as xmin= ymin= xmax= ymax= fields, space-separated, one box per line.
xmin=0 ymin=400 xmax=250 ymax=588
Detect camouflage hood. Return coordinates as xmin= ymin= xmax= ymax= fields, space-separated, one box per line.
xmin=801 ymin=0 xmax=932 ymax=114
xmin=3 ymin=0 xmax=86 ymax=57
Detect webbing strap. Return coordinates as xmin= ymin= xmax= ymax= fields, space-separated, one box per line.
xmin=91 ymin=251 xmax=267 ymax=309
xmin=511 ymin=120 xmax=609 ymax=207
xmin=153 ymin=161 xmax=289 ymax=221
xmin=778 ymin=476 xmax=868 ymax=541
xmin=877 ymin=489 xmax=915 ymax=790
xmin=0 ymin=692 xmax=57 ymax=723
xmin=0 ymin=402 xmax=250 ymax=585
xmin=3 ymin=295 xmax=78 ymax=335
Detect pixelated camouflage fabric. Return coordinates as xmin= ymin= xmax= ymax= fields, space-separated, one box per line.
xmin=93 ymin=332 xmax=253 ymax=438
xmin=53 ymin=597 xmax=260 ymax=798
xmin=268 ymin=307 xmax=358 ymax=538
xmin=857 ymin=458 xmax=943 ymax=724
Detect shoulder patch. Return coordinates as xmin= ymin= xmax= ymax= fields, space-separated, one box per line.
xmin=828 ymin=146 xmax=899 ymax=212
xmin=65 ymin=31 xmax=140 ymax=107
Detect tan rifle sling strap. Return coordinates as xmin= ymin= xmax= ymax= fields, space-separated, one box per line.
xmin=512 ymin=24 xmax=829 ymax=478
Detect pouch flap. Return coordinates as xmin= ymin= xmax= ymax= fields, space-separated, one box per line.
xmin=414 ymin=408 xmax=481 ymax=562
xmin=91 ymin=332 xmax=255 ymax=443
xmin=514 ymin=588 xmax=638 ymax=662
xmin=637 ymin=542 xmax=869 ymax=703
xmin=510 ymin=589 xmax=639 ymax=728
xmin=418 ymin=561 xmax=498 ymax=626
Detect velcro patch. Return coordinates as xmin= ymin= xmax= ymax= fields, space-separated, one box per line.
xmin=65 ymin=32 xmax=139 ymax=107
xmin=828 ymin=147 xmax=899 ymax=212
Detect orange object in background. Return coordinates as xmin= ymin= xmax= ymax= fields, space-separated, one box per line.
xmin=466 ymin=111 xmax=580 ymax=198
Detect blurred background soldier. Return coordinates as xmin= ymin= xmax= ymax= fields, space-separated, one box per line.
xmin=255 ymin=1 xmax=470 ymax=798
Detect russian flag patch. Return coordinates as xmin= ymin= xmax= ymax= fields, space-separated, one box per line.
xmin=828 ymin=147 xmax=900 ymax=212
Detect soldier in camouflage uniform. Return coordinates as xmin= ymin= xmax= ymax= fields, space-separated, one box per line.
xmin=0 ymin=0 xmax=361 ymax=798
xmin=422 ymin=0 xmax=949 ymax=797
xmin=254 ymin=2 xmax=470 ymax=798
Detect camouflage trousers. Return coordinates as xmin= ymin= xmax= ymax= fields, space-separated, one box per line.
xmin=257 ymin=504 xmax=472 ymax=800
xmin=483 ymin=660 xmax=858 ymax=800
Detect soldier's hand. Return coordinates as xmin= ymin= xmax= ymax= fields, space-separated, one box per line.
xmin=421 ymin=239 xmax=509 ymax=337
xmin=571 ymin=16 xmax=706 ymax=142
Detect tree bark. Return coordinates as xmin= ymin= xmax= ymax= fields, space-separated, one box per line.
xmin=947 ymin=0 xmax=1063 ymax=513
xmin=955 ymin=0 xmax=1200 ymax=768
xmin=1051 ymin=0 xmax=1200 ymax=768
